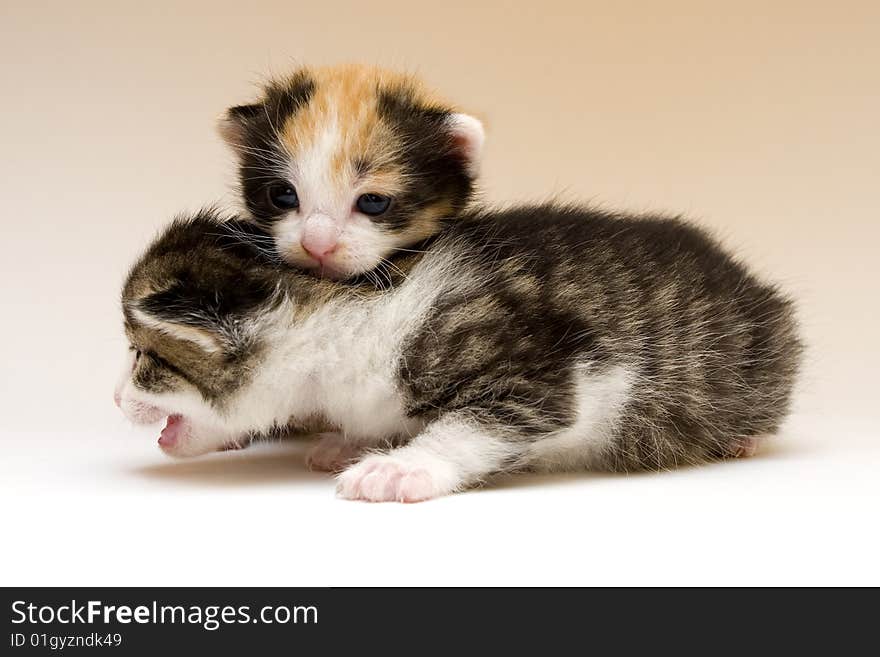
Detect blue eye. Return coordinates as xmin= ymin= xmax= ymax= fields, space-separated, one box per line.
xmin=267 ymin=183 xmax=299 ymax=210
xmin=356 ymin=193 xmax=392 ymax=216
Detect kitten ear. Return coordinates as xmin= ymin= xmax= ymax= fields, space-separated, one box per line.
xmin=217 ymin=103 xmax=264 ymax=149
xmin=130 ymin=307 xmax=224 ymax=354
xmin=131 ymin=281 xmax=241 ymax=354
xmin=446 ymin=113 xmax=485 ymax=177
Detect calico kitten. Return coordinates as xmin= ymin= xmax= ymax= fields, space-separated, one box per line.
xmin=116 ymin=207 xmax=802 ymax=502
xmin=218 ymin=64 xmax=484 ymax=281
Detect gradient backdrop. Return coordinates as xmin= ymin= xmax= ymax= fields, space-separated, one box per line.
xmin=0 ymin=1 xmax=877 ymax=585
xmin=3 ymin=1 xmax=878 ymax=431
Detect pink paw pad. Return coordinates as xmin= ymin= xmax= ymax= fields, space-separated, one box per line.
xmin=337 ymin=458 xmax=439 ymax=503
xmin=729 ymin=436 xmax=761 ymax=458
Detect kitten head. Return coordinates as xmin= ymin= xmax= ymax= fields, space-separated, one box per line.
xmin=115 ymin=214 xmax=290 ymax=457
xmin=218 ymin=64 xmax=484 ymax=280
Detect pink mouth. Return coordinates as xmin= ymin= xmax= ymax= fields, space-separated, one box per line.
xmin=158 ymin=414 xmax=185 ymax=448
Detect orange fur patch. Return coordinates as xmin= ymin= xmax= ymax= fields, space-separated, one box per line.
xmin=278 ymin=65 xmax=452 ymax=192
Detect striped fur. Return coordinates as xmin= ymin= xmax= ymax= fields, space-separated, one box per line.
xmin=117 ymin=207 xmax=802 ymax=501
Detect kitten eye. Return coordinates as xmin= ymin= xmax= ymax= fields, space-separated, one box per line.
xmin=267 ymin=183 xmax=300 ymax=210
xmin=356 ymin=193 xmax=392 ymax=216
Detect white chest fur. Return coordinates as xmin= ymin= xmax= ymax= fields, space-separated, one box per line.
xmin=285 ymin=297 xmax=423 ymax=440
xmin=240 ymin=251 xmax=465 ymax=442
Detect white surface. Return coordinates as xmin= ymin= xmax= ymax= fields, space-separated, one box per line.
xmin=2 ymin=412 xmax=878 ymax=586
xmin=1 ymin=1 xmax=879 ymax=586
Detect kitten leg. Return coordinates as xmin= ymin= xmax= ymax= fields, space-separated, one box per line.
xmin=728 ymin=435 xmax=764 ymax=458
xmin=336 ymin=415 xmax=520 ymax=503
xmin=306 ymin=433 xmax=367 ymax=472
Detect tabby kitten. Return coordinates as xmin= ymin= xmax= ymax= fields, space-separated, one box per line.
xmin=116 ymin=207 xmax=801 ymax=502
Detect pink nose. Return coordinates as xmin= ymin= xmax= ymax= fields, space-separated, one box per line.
xmin=113 ymin=391 xmax=122 ymax=408
xmin=301 ymin=214 xmax=339 ymax=260
xmin=302 ymin=240 xmax=337 ymax=259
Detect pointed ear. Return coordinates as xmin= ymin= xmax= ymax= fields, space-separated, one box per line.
xmin=446 ymin=113 xmax=485 ymax=177
xmin=217 ymin=103 xmax=264 ymax=150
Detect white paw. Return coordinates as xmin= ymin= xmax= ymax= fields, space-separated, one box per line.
xmin=336 ymin=454 xmax=452 ymax=503
xmin=306 ymin=433 xmax=362 ymax=472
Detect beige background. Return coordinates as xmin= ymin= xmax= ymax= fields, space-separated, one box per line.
xmin=0 ymin=2 xmax=878 ymax=584
xmin=2 ymin=0 xmax=878 ymax=431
